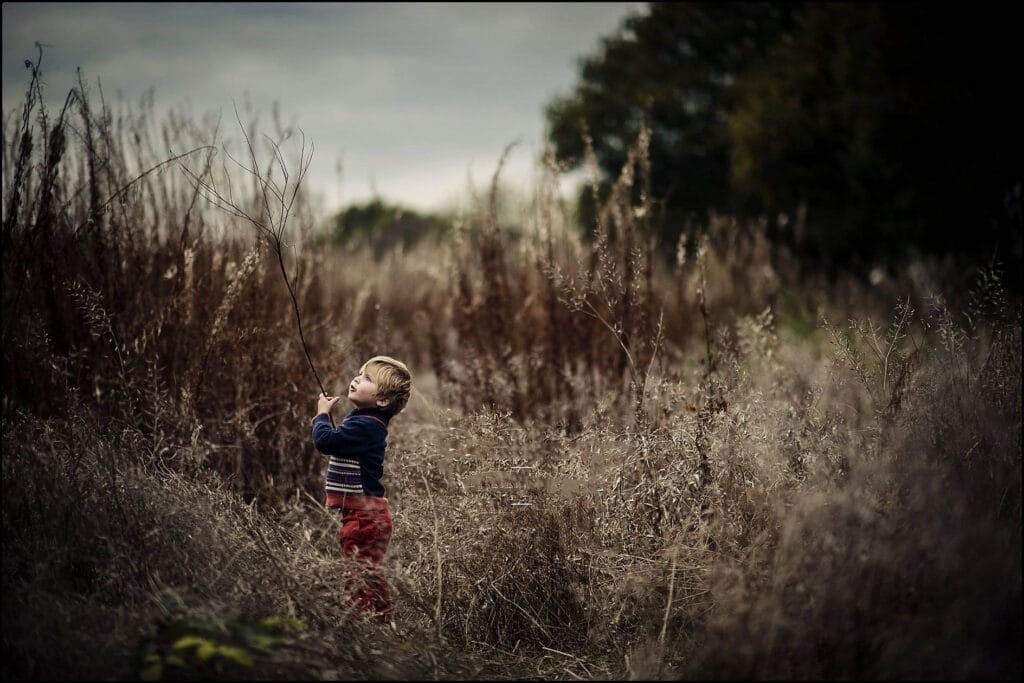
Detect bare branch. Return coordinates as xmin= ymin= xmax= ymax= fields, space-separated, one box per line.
xmin=178 ymin=108 xmax=326 ymax=395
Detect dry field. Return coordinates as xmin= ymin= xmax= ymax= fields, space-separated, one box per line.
xmin=3 ymin=68 xmax=1021 ymax=680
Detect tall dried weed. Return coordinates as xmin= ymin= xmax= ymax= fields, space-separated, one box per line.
xmin=3 ymin=60 xmax=1020 ymax=679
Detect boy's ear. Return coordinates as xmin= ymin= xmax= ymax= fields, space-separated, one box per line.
xmin=375 ymin=397 xmax=390 ymax=409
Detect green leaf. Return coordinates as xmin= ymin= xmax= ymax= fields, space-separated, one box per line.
xmin=172 ymin=635 xmax=209 ymax=651
xmin=247 ymin=634 xmax=282 ymax=651
xmin=163 ymin=618 xmax=220 ymax=641
xmin=140 ymin=662 xmax=163 ymax=681
xmin=260 ymin=615 xmax=305 ymax=631
xmin=164 ymin=655 xmax=186 ymax=668
xmin=217 ymin=645 xmax=254 ymax=667
xmin=195 ymin=641 xmax=217 ymax=661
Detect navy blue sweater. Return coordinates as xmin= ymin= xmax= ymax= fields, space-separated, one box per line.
xmin=311 ymin=407 xmax=390 ymax=498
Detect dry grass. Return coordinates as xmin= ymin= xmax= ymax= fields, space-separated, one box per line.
xmin=3 ymin=62 xmax=1021 ymax=680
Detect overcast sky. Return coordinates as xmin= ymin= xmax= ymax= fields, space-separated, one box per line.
xmin=3 ymin=2 xmax=645 ymax=215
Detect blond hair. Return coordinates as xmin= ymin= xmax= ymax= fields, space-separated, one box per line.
xmin=360 ymin=355 xmax=412 ymax=417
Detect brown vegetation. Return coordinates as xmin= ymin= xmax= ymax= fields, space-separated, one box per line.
xmin=3 ymin=63 xmax=1021 ymax=679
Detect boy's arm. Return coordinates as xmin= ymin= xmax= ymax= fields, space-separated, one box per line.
xmin=311 ymin=415 xmax=375 ymax=455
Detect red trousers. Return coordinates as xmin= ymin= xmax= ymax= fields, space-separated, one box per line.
xmin=327 ymin=494 xmax=393 ymax=619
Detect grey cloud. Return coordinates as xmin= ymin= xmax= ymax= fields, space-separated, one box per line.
xmin=3 ymin=2 xmax=643 ymax=211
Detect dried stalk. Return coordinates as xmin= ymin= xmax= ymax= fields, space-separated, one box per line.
xmin=422 ymin=474 xmax=444 ymax=641
xmin=178 ymin=104 xmax=326 ymax=395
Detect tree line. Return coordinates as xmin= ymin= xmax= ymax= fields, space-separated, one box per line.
xmin=544 ymin=2 xmax=1022 ymax=276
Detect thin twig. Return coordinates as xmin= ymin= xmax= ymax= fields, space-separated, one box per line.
xmin=697 ymin=239 xmax=715 ymax=376
xmin=659 ymin=549 xmax=677 ymax=645
xmin=422 ymin=474 xmax=444 ymax=641
xmin=74 ymin=145 xmax=213 ymax=238
xmin=178 ymin=112 xmax=326 ymax=395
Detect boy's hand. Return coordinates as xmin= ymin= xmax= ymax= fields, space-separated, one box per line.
xmin=317 ymin=393 xmax=342 ymax=416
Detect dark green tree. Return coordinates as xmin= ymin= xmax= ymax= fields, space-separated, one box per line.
xmin=329 ymin=198 xmax=449 ymax=255
xmin=545 ymin=1 xmax=800 ymax=250
xmin=547 ymin=2 xmax=1022 ymax=272
xmin=729 ymin=3 xmax=1023 ymax=268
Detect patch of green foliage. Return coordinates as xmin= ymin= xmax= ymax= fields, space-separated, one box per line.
xmin=327 ymin=198 xmax=450 ymax=254
xmin=136 ymin=604 xmax=305 ymax=681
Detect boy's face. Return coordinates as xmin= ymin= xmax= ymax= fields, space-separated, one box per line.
xmin=348 ymin=368 xmax=385 ymax=409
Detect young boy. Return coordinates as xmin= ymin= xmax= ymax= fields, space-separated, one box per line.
xmin=312 ymin=355 xmax=412 ymax=621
